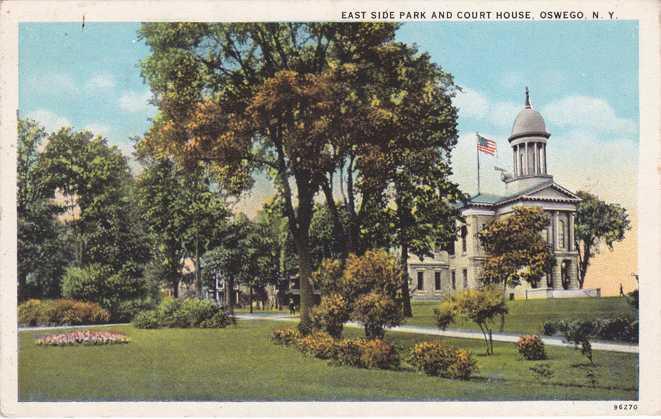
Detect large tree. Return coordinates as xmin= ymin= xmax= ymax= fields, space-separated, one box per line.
xmin=317 ymin=42 xmax=464 ymax=316
xmin=136 ymin=157 xmax=229 ymax=297
xmin=478 ymin=207 xmax=555 ymax=291
xmin=38 ymin=127 xmax=149 ymax=272
xmin=17 ymin=119 xmax=71 ymax=301
xmin=137 ymin=23 xmax=401 ymax=325
xmin=574 ymin=191 xmax=631 ymax=289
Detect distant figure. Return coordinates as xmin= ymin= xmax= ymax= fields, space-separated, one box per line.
xmin=619 ymin=283 xmax=625 ymax=297
xmin=288 ymin=297 xmax=296 ymax=315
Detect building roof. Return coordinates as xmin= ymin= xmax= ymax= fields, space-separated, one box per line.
xmin=461 ymin=181 xmax=581 ymax=210
xmin=508 ymin=88 xmax=550 ymax=142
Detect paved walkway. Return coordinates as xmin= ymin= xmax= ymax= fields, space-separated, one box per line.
xmin=235 ymin=313 xmax=639 ymax=354
xmin=18 ymin=314 xmax=638 ymax=354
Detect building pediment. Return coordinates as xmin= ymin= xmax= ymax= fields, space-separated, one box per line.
xmin=522 ymin=183 xmax=581 ymax=202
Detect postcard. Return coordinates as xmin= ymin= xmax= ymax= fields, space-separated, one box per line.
xmin=1 ymin=0 xmax=659 ymax=416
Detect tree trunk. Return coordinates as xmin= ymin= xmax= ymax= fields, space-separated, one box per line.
xmin=321 ymin=179 xmax=350 ymax=259
xmin=172 ymin=277 xmax=180 ymax=299
xmin=249 ymin=286 xmax=254 ymax=314
xmin=194 ymin=235 xmax=202 ymax=298
xmin=226 ymin=276 xmax=235 ymax=314
xmin=577 ymin=242 xmax=590 ymax=289
xmin=294 ymin=236 xmax=314 ymax=326
xmin=399 ymin=243 xmax=413 ymax=317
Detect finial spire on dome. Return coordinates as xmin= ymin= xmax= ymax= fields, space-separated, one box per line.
xmin=525 ymin=86 xmax=531 ymax=109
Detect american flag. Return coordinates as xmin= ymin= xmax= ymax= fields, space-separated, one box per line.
xmin=477 ymin=134 xmax=497 ymax=155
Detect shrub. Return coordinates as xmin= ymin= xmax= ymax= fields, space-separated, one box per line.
xmin=132 ymin=298 xmax=235 ymax=329
xmin=542 ymin=321 xmax=557 ymax=336
xmin=433 ymin=302 xmax=454 ymax=330
xmin=132 ymin=310 xmax=161 ymax=329
xmin=357 ymin=339 xmax=399 ymax=369
xmin=295 ymin=331 xmax=337 ymax=359
xmin=408 ymin=341 xmax=478 ymax=380
xmin=592 ymin=316 xmax=637 ymax=342
xmin=627 ymin=289 xmax=639 ymax=310
xmin=340 ymin=250 xmax=403 ymax=302
xmin=312 ymin=258 xmax=344 ymax=295
xmin=561 ymin=320 xmax=594 ymax=365
xmin=516 ymin=335 xmax=546 ymax=360
xmin=112 ymin=298 xmax=157 ymax=323
xmin=351 ymin=292 xmax=403 ymax=339
xmin=271 ymin=327 xmax=302 ymax=346
xmin=18 ymin=299 xmax=110 ymax=327
xmin=334 ymin=338 xmax=364 ymax=367
xmin=311 ymin=293 xmax=350 ymax=338
xmin=36 ymin=330 xmax=129 ymax=346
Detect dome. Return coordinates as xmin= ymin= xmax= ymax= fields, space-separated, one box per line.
xmin=508 ymin=88 xmax=550 ymax=142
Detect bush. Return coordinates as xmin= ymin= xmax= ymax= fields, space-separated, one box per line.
xmin=542 ymin=321 xmax=557 ymax=336
xmin=627 ymin=289 xmax=639 ymax=310
xmin=112 ymin=298 xmax=158 ymax=323
xmin=271 ymin=327 xmax=302 ymax=346
xmin=408 ymin=341 xmax=478 ymax=380
xmin=592 ymin=316 xmax=637 ymax=342
xmin=334 ymin=338 xmax=364 ymax=368
xmin=351 ymin=292 xmax=403 ymax=339
xmin=18 ymin=299 xmax=110 ymax=327
xmin=295 ymin=331 xmax=336 ymax=359
xmin=132 ymin=298 xmax=235 ymax=329
xmin=516 ymin=335 xmax=546 ymax=360
xmin=132 ymin=310 xmax=161 ymax=329
xmin=311 ymin=293 xmax=350 ymax=338
xmin=358 ymin=339 xmax=399 ymax=369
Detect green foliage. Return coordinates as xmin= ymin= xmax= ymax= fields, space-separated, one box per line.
xmin=17 ymin=299 xmax=110 ymax=327
xmin=575 ymin=191 xmax=631 ymax=288
xmin=133 ymin=298 xmax=235 ymax=329
xmin=547 ymin=316 xmax=638 ymax=343
xmin=478 ymin=207 xmax=554 ymax=289
xmin=435 ymin=286 xmax=508 ymax=355
xmin=515 ymin=335 xmax=546 ymax=360
xmin=626 ymin=289 xmax=639 ymax=310
xmin=311 ymin=293 xmax=350 ymax=338
xmin=558 ymin=320 xmax=595 ymax=365
xmin=408 ymin=341 xmax=478 ymax=380
xmin=17 ymin=119 xmax=72 ymax=301
xmin=529 ymin=363 xmax=554 ymax=381
xmin=295 ymin=331 xmax=337 ymax=360
xmin=351 ymin=292 xmax=403 ymax=339
xmin=340 ymin=250 xmax=403 ymax=302
xmin=311 ymin=258 xmax=344 ymax=295
xmin=61 ymin=264 xmax=149 ymax=319
xmin=132 ymin=310 xmax=162 ymax=329
xmin=333 ymin=338 xmax=365 ymax=368
xmin=542 ymin=321 xmax=557 ymax=336
xmin=356 ymin=338 xmax=400 ymax=369
xmin=271 ymin=328 xmax=302 ymax=346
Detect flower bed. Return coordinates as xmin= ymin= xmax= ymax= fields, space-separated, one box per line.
xmin=36 ymin=330 xmax=129 ymax=346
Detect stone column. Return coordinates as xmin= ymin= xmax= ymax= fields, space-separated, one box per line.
xmin=553 ymin=211 xmax=559 ymax=251
xmin=568 ymin=212 xmax=575 ymax=252
xmin=569 ymin=258 xmax=580 ymax=289
xmin=513 ymin=145 xmax=517 ymax=177
xmin=533 ymin=143 xmax=538 ymax=175
xmin=523 ymin=142 xmax=528 ymax=175
xmin=551 ymin=259 xmax=562 ymax=290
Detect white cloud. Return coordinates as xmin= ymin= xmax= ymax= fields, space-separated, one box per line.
xmin=486 ymin=101 xmax=520 ymax=129
xmin=118 ymin=90 xmax=154 ymax=113
xmin=542 ymin=96 xmax=637 ymax=136
xmin=85 ymin=73 xmax=115 ymax=90
xmin=453 ymin=87 xmax=489 ymax=120
xmin=83 ymin=123 xmax=111 ymax=138
xmin=25 ymin=109 xmax=72 ymax=133
xmin=29 ymin=73 xmax=79 ymax=96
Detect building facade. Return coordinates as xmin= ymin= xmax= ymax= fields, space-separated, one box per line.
xmin=409 ymin=89 xmax=600 ymax=300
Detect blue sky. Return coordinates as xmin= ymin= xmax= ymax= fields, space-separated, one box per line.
xmin=19 ymin=21 xmax=639 ymax=208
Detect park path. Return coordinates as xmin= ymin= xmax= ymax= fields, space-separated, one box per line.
xmin=234 ymin=312 xmax=639 ymax=354
xmin=17 ymin=313 xmax=638 ymax=354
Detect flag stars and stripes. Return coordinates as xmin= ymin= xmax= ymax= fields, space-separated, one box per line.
xmin=477 ymin=134 xmax=497 ymax=155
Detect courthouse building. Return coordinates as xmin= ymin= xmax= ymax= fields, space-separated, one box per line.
xmin=409 ymin=89 xmax=600 ymax=300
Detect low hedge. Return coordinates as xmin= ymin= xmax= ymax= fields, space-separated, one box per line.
xmin=542 ymin=316 xmax=638 ymax=343
xmin=18 ymin=299 xmax=110 ymax=327
xmin=407 ymin=341 xmax=478 ymax=380
xmin=132 ymin=298 xmax=235 ymax=329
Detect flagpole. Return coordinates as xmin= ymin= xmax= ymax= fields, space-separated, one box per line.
xmin=476 ymin=132 xmax=481 ymax=196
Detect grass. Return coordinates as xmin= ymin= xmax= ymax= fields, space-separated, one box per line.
xmin=19 ymin=320 xmax=637 ymax=401
xmin=407 ymin=296 xmax=635 ymax=335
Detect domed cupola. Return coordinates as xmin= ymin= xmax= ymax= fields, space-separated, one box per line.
xmin=509 ymin=87 xmax=551 ymax=180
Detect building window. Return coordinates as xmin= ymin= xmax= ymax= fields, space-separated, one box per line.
xmin=434 ymin=272 xmax=441 ymax=290
xmin=451 ymin=271 xmax=456 ymax=290
xmin=462 ymin=269 xmax=468 ymax=289
xmin=446 ymin=239 xmax=455 ymax=256
xmin=559 ymin=220 xmax=566 ymax=249
xmin=461 ymin=225 xmax=467 ymax=254
xmin=417 ymin=271 xmax=424 ymax=291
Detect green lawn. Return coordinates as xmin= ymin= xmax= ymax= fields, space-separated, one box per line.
xmin=19 ymin=320 xmax=637 ymax=401
xmin=408 ymin=296 xmax=635 ymax=335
